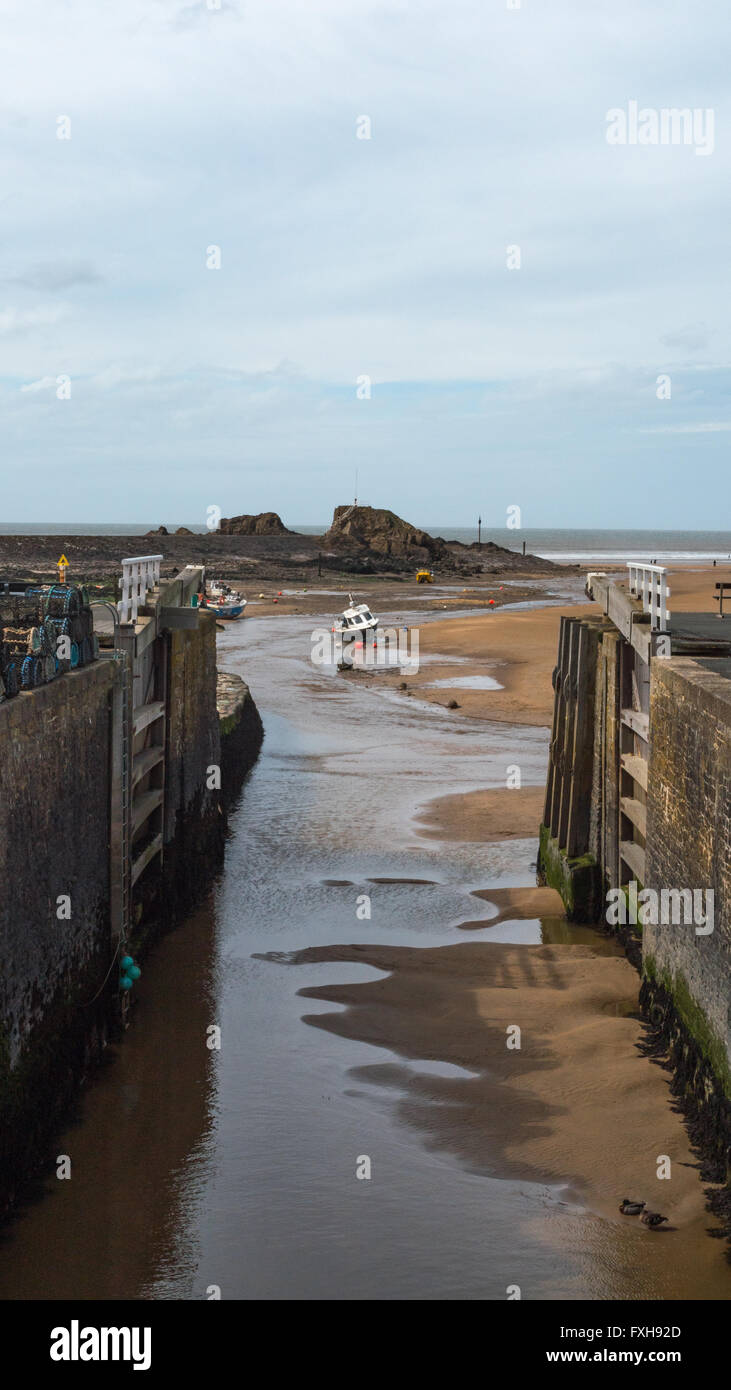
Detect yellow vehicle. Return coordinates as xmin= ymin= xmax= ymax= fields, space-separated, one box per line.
xmin=415 ymin=569 xmax=433 ymax=584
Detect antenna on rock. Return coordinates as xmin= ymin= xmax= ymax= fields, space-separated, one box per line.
xmin=354 ymin=468 xmax=358 ymax=507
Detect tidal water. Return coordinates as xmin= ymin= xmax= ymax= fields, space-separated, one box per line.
xmin=0 ymin=604 xmax=726 ymax=1301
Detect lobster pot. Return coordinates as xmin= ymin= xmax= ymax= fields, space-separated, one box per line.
xmin=2 ymin=626 xmax=35 ymax=653
xmin=44 ymin=616 xmax=72 ymax=671
xmin=20 ymin=654 xmax=42 ymax=689
xmin=44 ymin=584 xmax=82 ymax=620
xmin=39 ymin=620 xmax=55 ymax=655
xmin=0 ymin=585 xmax=94 ymax=691
xmin=3 ymin=625 xmax=44 ymax=689
xmin=0 ymin=599 xmax=42 ymax=630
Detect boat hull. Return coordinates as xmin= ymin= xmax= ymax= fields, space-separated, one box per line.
xmin=214 ymin=604 xmax=245 ymax=619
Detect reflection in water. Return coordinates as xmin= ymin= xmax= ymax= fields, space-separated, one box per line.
xmin=0 ymin=605 xmax=728 ymax=1300
xmin=425 ymin=676 xmax=504 ymax=691
xmin=0 ymin=905 xmax=217 ymax=1300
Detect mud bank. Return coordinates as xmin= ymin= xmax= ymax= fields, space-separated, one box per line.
xmin=279 ymin=934 xmax=728 ymax=1291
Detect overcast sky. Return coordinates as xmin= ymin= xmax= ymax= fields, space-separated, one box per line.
xmin=1 ymin=0 xmax=729 ymax=528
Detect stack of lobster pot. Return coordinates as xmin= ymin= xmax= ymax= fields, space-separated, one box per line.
xmin=0 ymin=583 xmax=98 ymax=699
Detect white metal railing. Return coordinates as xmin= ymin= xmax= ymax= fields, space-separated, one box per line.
xmin=627 ymin=563 xmax=670 ymax=632
xmin=118 ymin=554 xmax=163 ymax=624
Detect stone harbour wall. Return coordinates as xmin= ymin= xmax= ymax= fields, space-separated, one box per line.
xmin=0 ymin=619 xmax=262 ymax=1214
xmin=0 ymin=659 xmax=121 ymax=1207
xmin=643 ymin=658 xmax=731 ymax=1094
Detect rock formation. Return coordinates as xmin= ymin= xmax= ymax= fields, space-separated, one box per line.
xmin=218 ymin=512 xmax=292 ymax=536
xmin=321 ymin=506 xmax=449 ymax=561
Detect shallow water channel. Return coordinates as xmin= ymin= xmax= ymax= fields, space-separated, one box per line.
xmin=0 ymin=605 xmax=726 ymax=1301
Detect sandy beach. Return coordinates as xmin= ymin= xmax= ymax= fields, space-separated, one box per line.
xmin=343 ymin=563 xmax=731 ymax=840
xmin=292 ymin=933 xmax=726 ymax=1296
xmin=345 ymin=563 xmax=731 ymax=729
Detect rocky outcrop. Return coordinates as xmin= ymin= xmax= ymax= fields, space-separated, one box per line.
xmin=457 ymin=539 xmax=559 ymax=573
xmin=321 ymin=506 xmax=450 ymax=561
xmin=219 ymin=512 xmax=292 ymax=536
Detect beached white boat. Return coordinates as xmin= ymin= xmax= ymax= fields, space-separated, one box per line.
xmin=204 ymin=580 xmax=247 ymax=619
xmin=332 ymin=593 xmax=379 ymax=640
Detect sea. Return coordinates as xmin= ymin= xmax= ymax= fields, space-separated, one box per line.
xmin=1 ymin=523 xmax=728 ymax=565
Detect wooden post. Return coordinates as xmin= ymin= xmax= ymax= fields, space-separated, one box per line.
xmin=544 ymin=617 xmax=566 ymax=832
xmin=558 ymin=620 xmax=579 ymax=848
xmin=566 ymin=623 xmax=598 ymax=857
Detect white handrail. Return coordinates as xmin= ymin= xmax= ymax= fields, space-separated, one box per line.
xmin=118 ymin=554 xmax=163 ymax=624
xmin=627 ymin=562 xmax=670 ymax=632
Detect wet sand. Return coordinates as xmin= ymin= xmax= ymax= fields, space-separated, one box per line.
xmin=347 ymin=601 xmax=588 ymax=725
xmin=416 ymin=786 xmax=546 ymax=841
xmin=291 ymin=933 xmax=726 ymax=1293
xmin=665 ymin=563 xmax=731 ymax=611
xmin=459 ymin=884 xmax=566 ymax=928
xmin=338 ymin=562 xmax=731 ymax=726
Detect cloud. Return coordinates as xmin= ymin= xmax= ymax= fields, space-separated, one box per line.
xmin=0 ymin=0 xmax=730 ymax=522
xmin=0 ymin=305 xmax=67 ymax=336
xmin=660 ymin=324 xmax=712 ymax=353
xmin=20 ymin=375 xmax=57 ymax=393
xmin=10 ymin=261 xmax=101 ymax=292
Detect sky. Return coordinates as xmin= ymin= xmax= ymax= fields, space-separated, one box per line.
xmin=1 ymin=0 xmax=730 ymax=529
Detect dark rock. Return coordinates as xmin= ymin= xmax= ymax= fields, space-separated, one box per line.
xmin=219 ymin=512 xmax=292 ymax=536
xmin=322 ymin=505 xmax=450 ymax=562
